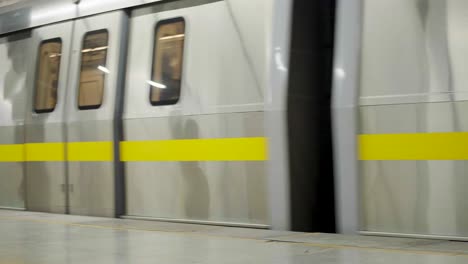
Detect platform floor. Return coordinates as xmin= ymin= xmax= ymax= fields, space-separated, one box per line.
xmin=1 ymin=211 xmax=468 ymax=263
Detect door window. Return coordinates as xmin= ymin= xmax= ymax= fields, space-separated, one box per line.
xmin=34 ymin=38 xmax=62 ymax=113
xmin=150 ymin=19 xmax=185 ymax=106
xmin=78 ymin=30 xmax=109 ymax=110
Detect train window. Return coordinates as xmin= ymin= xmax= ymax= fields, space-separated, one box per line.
xmin=34 ymin=39 xmax=62 ymax=113
xmin=78 ymin=30 xmax=109 ymax=110
xmin=150 ymin=18 xmax=185 ymax=106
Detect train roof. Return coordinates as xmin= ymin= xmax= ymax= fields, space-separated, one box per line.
xmin=0 ymin=0 xmax=166 ymax=36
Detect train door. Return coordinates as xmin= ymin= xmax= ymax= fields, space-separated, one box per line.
xmin=0 ymin=31 xmax=31 ymax=210
xmin=24 ymin=22 xmax=74 ymax=213
xmin=64 ymin=11 xmax=128 ymax=217
xmin=122 ymin=1 xmax=269 ymax=227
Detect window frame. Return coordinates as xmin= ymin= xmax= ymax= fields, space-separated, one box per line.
xmin=77 ymin=29 xmax=109 ymax=111
xmin=149 ymin=17 xmax=186 ymax=106
xmin=33 ymin=37 xmax=63 ymax=114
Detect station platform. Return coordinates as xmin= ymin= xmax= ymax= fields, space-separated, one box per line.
xmin=1 ymin=210 xmax=468 ymax=263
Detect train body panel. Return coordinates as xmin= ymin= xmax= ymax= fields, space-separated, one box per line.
xmin=123 ymin=0 xmax=266 ymax=120
xmin=122 ymin=0 xmax=270 ymax=226
xmin=358 ymin=0 xmax=468 ymax=238
xmin=0 ymin=31 xmax=30 ymax=210
xmin=123 ymin=113 xmax=268 ymax=226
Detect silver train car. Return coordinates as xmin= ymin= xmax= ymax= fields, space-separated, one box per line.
xmin=2 ymin=0 xmax=468 ymax=240
xmin=0 ymin=0 xmax=302 ymax=230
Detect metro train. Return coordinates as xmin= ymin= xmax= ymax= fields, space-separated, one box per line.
xmin=1 ymin=0 xmax=468 ymax=240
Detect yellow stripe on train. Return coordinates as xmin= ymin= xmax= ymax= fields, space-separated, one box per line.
xmin=0 ymin=137 xmax=268 ymax=162
xmin=359 ymin=132 xmax=468 ymax=160
xmin=121 ymin=137 xmax=268 ymax=161
xmin=0 ymin=144 xmax=24 ymax=162
xmin=67 ymin=141 xmax=114 ymax=162
xmin=25 ymin=142 xmax=65 ymax=161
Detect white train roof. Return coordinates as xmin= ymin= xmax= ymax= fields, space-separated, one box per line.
xmin=0 ymin=0 xmax=166 ymax=35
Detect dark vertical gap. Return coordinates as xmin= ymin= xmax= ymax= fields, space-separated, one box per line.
xmin=287 ymin=0 xmax=336 ymax=232
xmin=113 ymin=10 xmax=130 ymax=218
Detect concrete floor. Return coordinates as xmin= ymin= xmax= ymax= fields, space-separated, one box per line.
xmin=1 ymin=211 xmax=468 ymax=263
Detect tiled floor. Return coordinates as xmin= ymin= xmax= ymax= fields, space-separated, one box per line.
xmin=1 ymin=210 xmax=468 ymax=263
